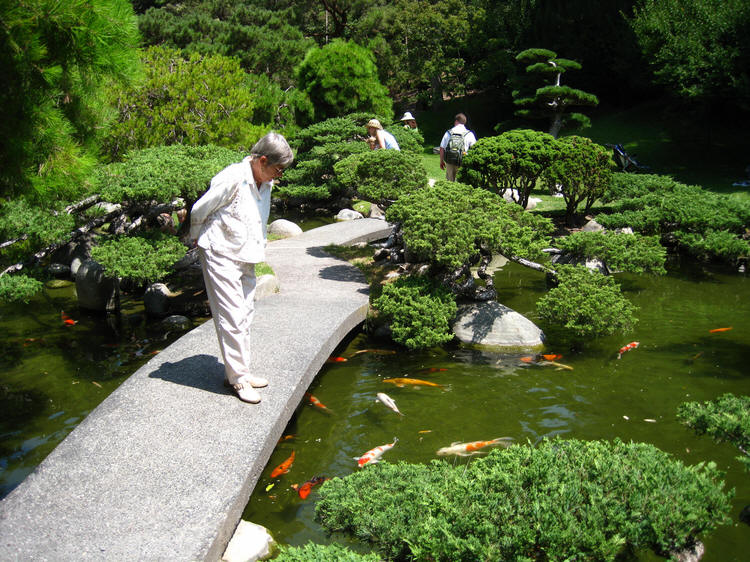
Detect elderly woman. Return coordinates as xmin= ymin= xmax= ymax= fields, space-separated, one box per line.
xmin=366 ymin=118 xmax=400 ymax=150
xmin=189 ymin=132 xmax=293 ymax=403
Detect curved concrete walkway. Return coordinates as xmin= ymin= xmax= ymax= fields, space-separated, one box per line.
xmin=0 ymin=218 xmax=393 ymax=561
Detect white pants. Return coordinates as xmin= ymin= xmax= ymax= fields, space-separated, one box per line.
xmin=199 ymin=248 xmax=256 ymax=385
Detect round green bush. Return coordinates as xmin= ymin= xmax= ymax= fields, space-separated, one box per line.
xmin=90 ymin=233 xmax=186 ymax=283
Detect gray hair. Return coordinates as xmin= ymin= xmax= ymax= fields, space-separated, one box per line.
xmin=250 ymin=131 xmax=294 ymax=168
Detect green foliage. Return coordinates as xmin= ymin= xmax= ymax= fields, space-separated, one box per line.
xmin=595 ymin=174 xmax=750 ymax=263
xmin=275 ymin=542 xmax=380 ymax=562
xmin=316 ymin=438 xmax=732 ymax=561
xmin=384 ymin=125 xmax=424 ymax=155
xmin=458 ymin=129 xmax=557 ymax=209
xmin=96 ymin=144 xmax=242 ymax=205
xmin=537 ymin=265 xmax=637 ymax=339
xmin=103 ymin=46 xmax=266 ymax=160
xmin=542 ymin=135 xmax=614 ymax=225
xmin=0 ymin=0 xmax=141 ymax=200
xmin=333 ymin=150 xmax=427 ymax=207
xmin=628 ymin=0 xmax=750 ymax=110
xmin=373 ymin=275 xmax=457 ymax=350
xmin=278 ymin=115 xmax=379 ymax=202
xmin=0 ymin=199 xmax=75 ymax=250
xmin=513 ymin=48 xmax=599 ymax=138
xmin=387 ymin=181 xmax=553 ymax=270
xmin=678 ymin=393 xmax=750 ymax=472
xmin=556 ymin=231 xmax=667 ymax=275
xmin=90 ymin=232 xmax=186 ymax=283
xmin=295 ymin=39 xmax=393 ymax=123
xmin=138 ymin=0 xmax=313 ymax=88
xmin=0 ymin=274 xmax=44 ymax=303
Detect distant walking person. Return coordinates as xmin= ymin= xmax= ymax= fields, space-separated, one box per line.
xmin=189 ymin=132 xmax=294 ymax=403
xmin=439 ymin=113 xmax=476 ymax=181
xmin=366 ymin=119 xmax=400 ymax=150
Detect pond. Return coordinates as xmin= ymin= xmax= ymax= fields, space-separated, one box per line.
xmin=1 ymin=244 xmax=748 ymax=561
xmin=242 ymin=257 xmax=750 ymax=561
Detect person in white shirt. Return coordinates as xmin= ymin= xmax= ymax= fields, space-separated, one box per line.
xmin=439 ymin=113 xmax=477 ymax=181
xmin=366 ymin=119 xmax=400 ymax=150
xmin=189 ymin=132 xmax=293 ymax=403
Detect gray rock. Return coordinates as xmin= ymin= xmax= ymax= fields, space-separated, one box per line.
xmin=222 ymin=520 xmax=276 ymax=562
xmin=161 ymin=315 xmax=192 ymax=331
xmin=267 ymin=219 xmax=302 ymax=239
xmin=48 ymin=263 xmax=70 ymax=278
xmin=75 ymin=259 xmax=120 ymax=312
xmin=143 ymin=283 xmax=180 ymax=318
xmin=254 ymin=274 xmax=279 ymax=300
xmin=335 ymin=209 xmax=364 ymax=221
xmin=670 ymin=541 xmax=704 ymax=562
xmin=550 ymin=253 xmax=609 ymax=275
xmin=452 ymin=301 xmax=545 ymax=348
xmin=369 ymin=203 xmax=386 ymax=220
xmin=581 ymin=219 xmax=605 ymax=232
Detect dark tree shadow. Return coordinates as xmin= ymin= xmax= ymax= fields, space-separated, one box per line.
xmin=148 ymin=354 xmax=229 ymax=395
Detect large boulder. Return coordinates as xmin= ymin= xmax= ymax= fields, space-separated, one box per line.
xmin=222 ymin=520 xmax=277 ymax=562
xmin=452 ymin=301 xmax=545 ymax=349
xmin=335 ymin=209 xmax=363 ymax=221
xmin=75 ymin=258 xmax=119 ymax=312
xmin=267 ymin=219 xmax=302 ymax=239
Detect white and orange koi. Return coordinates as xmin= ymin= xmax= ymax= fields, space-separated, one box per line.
xmin=436 ymin=437 xmax=513 ymax=457
xmin=617 ymin=341 xmax=640 ymax=359
xmin=354 ymin=437 xmax=398 ymax=468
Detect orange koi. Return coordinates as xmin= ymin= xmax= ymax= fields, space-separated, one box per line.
xmin=416 ymin=367 xmax=448 ymax=373
xmin=709 ymin=327 xmax=732 ymax=333
xmin=383 ymin=377 xmax=444 ymax=389
xmin=305 ymin=393 xmax=332 ymax=413
xmin=520 ymin=356 xmax=535 ymax=363
xmin=617 ymin=341 xmax=640 ymax=359
xmin=295 ymin=476 xmax=328 ymax=499
xmin=326 ymin=356 xmax=348 ymax=363
xmin=270 ymin=451 xmax=295 ymax=478
xmin=541 ymin=354 xmax=563 ymax=361
xmin=277 ymin=434 xmax=295 ymax=444
xmin=436 ymin=437 xmax=514 ymax=457
xmin=354 ymin=438 xmax=398 ymax=468
xmin=61 ymin=311 xmax=77 ymax=326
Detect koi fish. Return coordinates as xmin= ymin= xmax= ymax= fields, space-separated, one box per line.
xmin=304 ymin=393 xmax=332 ymax=413
xmin=520 ymin=356 xmax=535 ymax=363
xmin=351 ymin=349 xmax=397 ymax=357
xmin=416 ymin=367 xmax=448 ymax=373
xmin=436 ymin=437 xmax=514 ymax=457
xmin=295 ymin=476 xmax=328 ymax=499
xmin=538 ymin=360 xmax=574 ymax=371
xmin=270 ymin=451 xmax=295 ymax=478
xmin=61 ymin=311 xmax=77 ymax=326
xmin=277 ymin=434 xmax=295 ymax=444
xmin=541 ymin=354 xmax=563 ymax=361
xmin=383 ymin=377 xmax=444 ymax=389
xmin=376 ymin=392 xmax=404 ymax=416
xmin=354 ymin=438 xmax=397 ymax=468
xmin=326 ymin=356 xmax=348 ymax=363
xmin=617 ymin=341 xmax=640 ymax=359
xmin=709 ymin=327 xmax=732 ymax=333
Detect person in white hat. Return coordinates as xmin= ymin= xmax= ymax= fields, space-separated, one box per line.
xmin=400 ymin=111 xmax=417 ymax=129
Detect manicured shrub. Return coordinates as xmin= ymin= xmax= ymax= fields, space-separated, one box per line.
xmin=103 ymin=46 xmax=266 ymax=160
xmin=678 ymin=393 xmax=750 ymax=472
xmin=542 ymin=135 xmax=613 ymax=225
xmin=316 ymin=438 xmax=732 ymax=561
xmin=555 ymin=231 xmax=667 ymax=274
xmin=385 ymin=125 xmax=424 ymax=155
xmin=275 ymin=542 xmax=380 ymax=561
xmin=386 ymin=180 xmax=553 ymax=269
xmin=0 ymin=199 xmax=75 ymax=251
xmin=333 ymin=150 xmax=428 ymax=207
xmin=458 ymin=129 xmax=557 ymax=210
xmin=90 ymin=233 xmax=186 ymax=284
xmin=600 ymin=172 xmax=682 ymax=203
xmin=0 ymin=274 xmax=44 ymax=303
xmin=536 ymin=264 xmax=637 ymax=338
xmin=97 ymin=145 xmax=243 ymax=205
xmin=373 ymin=275 xmax=457 ymax=350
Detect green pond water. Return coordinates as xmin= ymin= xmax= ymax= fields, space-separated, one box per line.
xmin=1 ymin=253 xmax=748 ymax=560
xmin=242 ymin=258 xmax=750 ymax=560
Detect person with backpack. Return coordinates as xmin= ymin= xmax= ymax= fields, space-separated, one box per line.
xmin=439 ymin=113 xmax=477 ymax=181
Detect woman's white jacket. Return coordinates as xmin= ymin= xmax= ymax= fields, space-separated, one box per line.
xmin=189 ymin=157 xmax=272 ymax=264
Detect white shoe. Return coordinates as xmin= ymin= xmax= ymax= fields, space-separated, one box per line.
xmin=231 ymin=380 xmax=261 ymax=404
xmin=224 ymin=375 xmax=268 ymax=388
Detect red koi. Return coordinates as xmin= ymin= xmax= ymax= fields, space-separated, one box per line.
xmin=541 ymin=354 xmax=563 ymax=361
xmin=709 ymin=327 xmax=732 ymax=333
xmin=417 ymin=367 xmax=448 ymax=373
xmin=296 ymin=476 xmax=328 ymax=499
xmin=520 ymin=356 xmax=535 ymax=363
xmin=326 ymin=356 xmax=347 ymax=363
xmin=617 ymin=341 xmax=640 ymax=359
xmin=61 ymin=311 xmax=77 ymax=326
xmin=270 ymin=451 xmax=295 ymax=478
xmin=305 ymin=393 xmax=332 ymax=413
xmin=354 ymin=438 xmax=398 ymax=468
